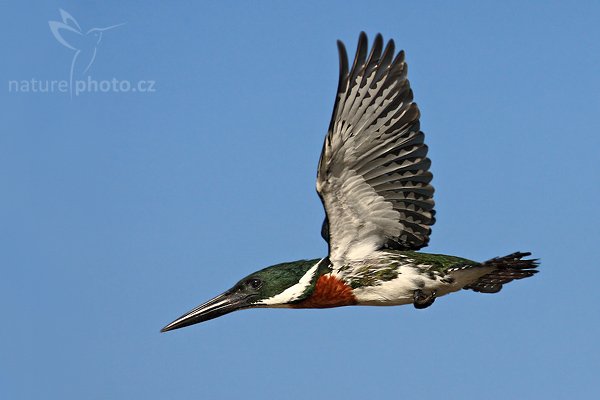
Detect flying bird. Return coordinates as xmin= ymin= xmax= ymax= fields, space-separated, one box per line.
xmin=161 ymin=32 xmax=539 ymax=332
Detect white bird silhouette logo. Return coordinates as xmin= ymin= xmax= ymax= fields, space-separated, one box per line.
xmin=49 ymin=9 xmax=124 ymax=95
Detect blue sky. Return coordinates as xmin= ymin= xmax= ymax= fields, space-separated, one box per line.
xmin=2 ymin=1 xmax=599 ymax=399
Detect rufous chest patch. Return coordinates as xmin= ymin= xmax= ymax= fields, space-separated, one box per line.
xmin=292 ymin=274 xmax=356 ymax=309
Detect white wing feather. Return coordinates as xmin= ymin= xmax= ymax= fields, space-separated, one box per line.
xmin=317 ymin=33 xmax=435 ymax=266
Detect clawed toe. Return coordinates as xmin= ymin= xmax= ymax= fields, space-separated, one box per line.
xmin=413 ymin=289 xmax=436 ymax=309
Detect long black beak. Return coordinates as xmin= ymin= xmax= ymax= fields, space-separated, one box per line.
xmin=161 ymin=289 xmax=254 ymax=332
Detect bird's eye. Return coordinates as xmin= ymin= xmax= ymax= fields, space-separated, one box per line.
xmin=246 ymin=278 xmax=262 ymax=289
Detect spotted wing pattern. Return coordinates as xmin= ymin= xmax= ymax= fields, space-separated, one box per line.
xmin=317 ymin=32 xmax=435 ymax=265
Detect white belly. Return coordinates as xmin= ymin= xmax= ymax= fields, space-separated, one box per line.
xmin=351 ymin=265 xmax=482 ymax=306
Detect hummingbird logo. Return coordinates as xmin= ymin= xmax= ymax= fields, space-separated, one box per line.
xmin=48 ymin=9 xmax=124 ymax=96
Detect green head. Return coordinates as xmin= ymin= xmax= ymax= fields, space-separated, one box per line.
xmin=161 ymin=258 xmax=326 ymax=332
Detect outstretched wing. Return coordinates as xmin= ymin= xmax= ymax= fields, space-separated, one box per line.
xmin=317 ymin=32 xmax=435 ymax=265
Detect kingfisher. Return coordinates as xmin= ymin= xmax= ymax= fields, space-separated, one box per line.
xmin=161 ymin=32 xmax=539 ymax=332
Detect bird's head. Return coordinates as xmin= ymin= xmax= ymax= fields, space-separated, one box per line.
xmin=161 ymin=258 xmax=327 ymax=332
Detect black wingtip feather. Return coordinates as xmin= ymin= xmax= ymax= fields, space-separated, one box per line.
xmin=336 ymin=40 xmax=348 ymax=82
xmin=366 ymin=34 xmax=383 ymax=70
xmin=327 ymin=40 xmax=350 ymax=135
xmin=349 ymin=32 xmax=369 ymax=84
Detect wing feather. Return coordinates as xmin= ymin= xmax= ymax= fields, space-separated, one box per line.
xmin=317 ymin=32 xmax=435 ymax=265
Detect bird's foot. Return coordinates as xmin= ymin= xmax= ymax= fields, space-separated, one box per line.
xmin=413 ymin=289 xmax=436 ymax=309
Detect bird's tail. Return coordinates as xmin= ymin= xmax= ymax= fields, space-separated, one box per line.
xmin=464 ymin=252 xmax=539 ymax=294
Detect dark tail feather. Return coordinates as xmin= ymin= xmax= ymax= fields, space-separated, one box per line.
xmin=464 ymin=252 xmax=539 ymax=294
